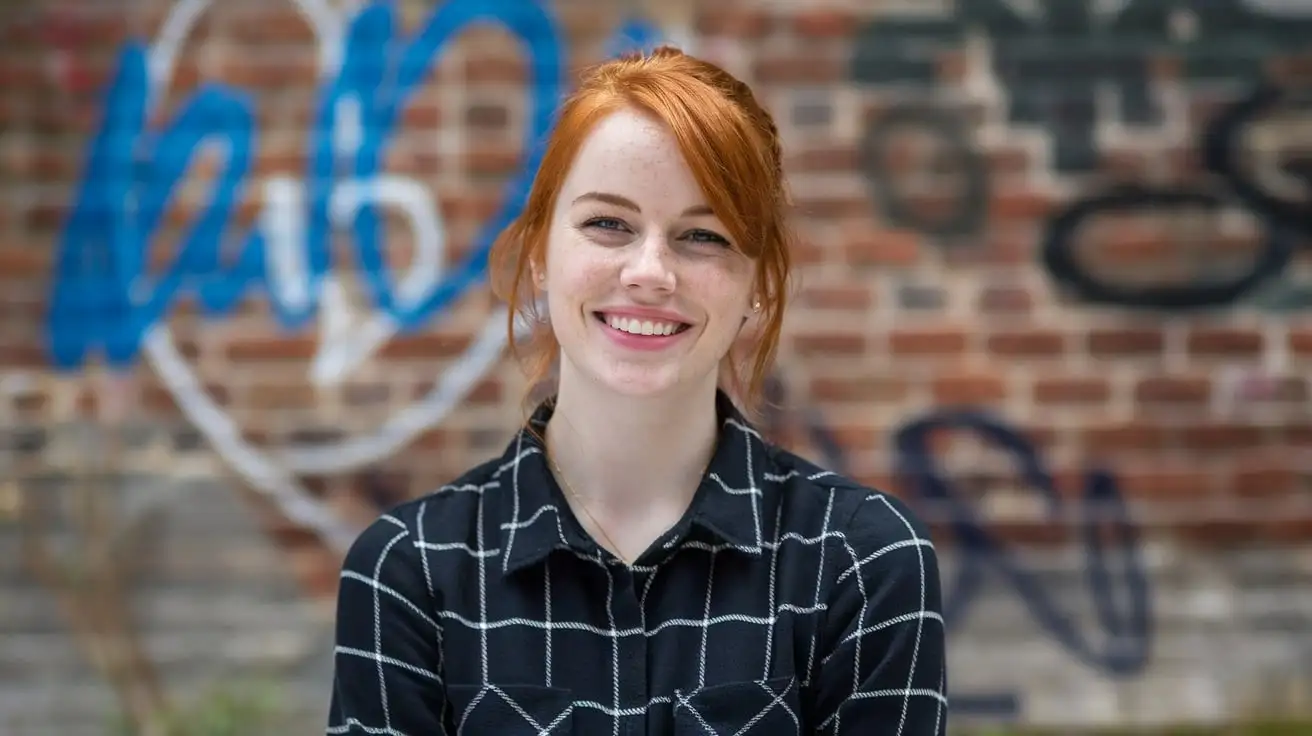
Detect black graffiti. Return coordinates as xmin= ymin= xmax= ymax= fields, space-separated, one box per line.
xmin=762 ymin=372 xmax=1153 ymax=715
xmin=1041 ymin=81 xmax=1311 ymax=311
xmin=850 ymin=0 xmax=1312 ymax=173
xmin=1203 ymin=82 xmax=1312 ymax=236
xmin=857 ymin=106 xmax=990 ymax=239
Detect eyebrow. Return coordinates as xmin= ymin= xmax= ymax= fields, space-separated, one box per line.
xmin=571 ymin=191 xmax=714 ymax=218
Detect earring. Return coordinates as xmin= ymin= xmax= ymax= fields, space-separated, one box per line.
xmin=752 ymin=300 xmax=761 ymax=312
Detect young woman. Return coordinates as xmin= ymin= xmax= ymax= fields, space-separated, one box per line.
xmin=328 ymin=46 xmax=947 ymax=735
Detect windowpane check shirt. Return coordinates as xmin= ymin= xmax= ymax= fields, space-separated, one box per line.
xmin=328 ymin=391 xmax=948 ymax=735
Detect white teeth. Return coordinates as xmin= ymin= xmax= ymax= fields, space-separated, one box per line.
xmin=605 ymin=315 xmax=682 ymax=336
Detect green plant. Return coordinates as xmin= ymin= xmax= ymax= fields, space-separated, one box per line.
xmin=109 ymin=678 xmax=287 ymax=736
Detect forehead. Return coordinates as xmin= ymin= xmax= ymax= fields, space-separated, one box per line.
xmin=559 ymin=108 xmax=700 ymax=200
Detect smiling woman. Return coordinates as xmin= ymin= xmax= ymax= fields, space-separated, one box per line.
xmin=327 ymin=45 xmax=948 ymax=736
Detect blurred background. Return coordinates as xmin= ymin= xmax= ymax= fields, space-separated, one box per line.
xmin=0 ymin=0 xmax=1309 ymax=734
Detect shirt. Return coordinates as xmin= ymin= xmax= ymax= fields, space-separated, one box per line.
xmin=327 ymin=390 xmax=948 ymax=735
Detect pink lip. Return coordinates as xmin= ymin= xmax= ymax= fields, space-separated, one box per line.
xmin=595 ymin=306 xmax=692 ymax=323
xmin=592 ymin=309 xmax=693 ymax=352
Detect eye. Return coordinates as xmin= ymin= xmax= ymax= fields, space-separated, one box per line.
xmin=582 ymin=217 xmax=630 ymax=232
xmin=682 ymin=228 xmax=731 ymax=246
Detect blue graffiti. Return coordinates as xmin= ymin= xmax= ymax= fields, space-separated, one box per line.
xmin=762 ymin=373 xmax=1153 ymax=716
xmin=47 ymin=0 xmax=573 ymax=369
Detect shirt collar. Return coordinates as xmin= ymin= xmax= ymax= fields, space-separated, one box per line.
xmin=495 ymin=389 xmax=771 ymax=576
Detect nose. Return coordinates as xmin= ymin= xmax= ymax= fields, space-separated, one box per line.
xmin=620 ymin=233 xmax=676 ymax=295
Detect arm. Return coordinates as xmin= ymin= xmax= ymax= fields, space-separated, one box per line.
xmin=327 ymin=512 xmax=453 ymax=735
xmin=813 ymin=493 xmax=947 ymax=735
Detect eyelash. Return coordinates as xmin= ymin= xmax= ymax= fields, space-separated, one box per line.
xmin=581 ymin=217 xmax=731 ymax=246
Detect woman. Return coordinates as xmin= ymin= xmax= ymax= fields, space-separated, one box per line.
xmin=328 ymin=46 xmax=946 ymax=735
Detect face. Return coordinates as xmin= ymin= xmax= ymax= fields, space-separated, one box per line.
xmin=538 ymin=107 xmax=757 ymax=400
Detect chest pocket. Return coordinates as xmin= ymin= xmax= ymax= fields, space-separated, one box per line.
xmin=673 ymin=675 xmax=801 ymax=735
xmin=446 ymin=683 xmax=574 ymax=735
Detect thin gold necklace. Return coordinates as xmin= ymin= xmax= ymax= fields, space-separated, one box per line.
xmin=544 ymin=446 xmax=631 ymax=565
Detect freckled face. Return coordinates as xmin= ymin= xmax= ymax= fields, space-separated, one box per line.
xmin=539 ymin=108 xmax=756 ymax=399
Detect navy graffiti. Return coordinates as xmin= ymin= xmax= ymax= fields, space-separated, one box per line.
xmin=47 ymin=0 xmax=566 ymax=370
xmin=894 ymin=412 xmax=1153 ymax=678
xmin=857 ymin=105 xmax=990 ymax=239
xmin=849 ymin=0 xmax=1312 ymax=173
xmin=1041 ymin=79 xmax=1310 ymax=311
xmin=762 ymin=372 xmax=1153 ymax=710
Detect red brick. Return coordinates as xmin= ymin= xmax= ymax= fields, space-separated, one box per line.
xmin=378 ymin=334 xmax=475 ymax=360
xmin=1034 ymin=378 xmax=1110 ymax=405
xmin=1179 ymin=423 xmax=1267 ymax=452
xmin=1291 ymin=328 xmax=1312 ymax=356
xmin=0 ymin=248 xmax=49 ymax=276
xmin=977 ymin=285 xmax=1033 ymax=314
xmin=1119 ymin=467 xmax=1215 ymax=502
xmin=1229 ymin=460 xmax=1301 ymax=499
xmin=888 ymin=328 xmax=968 ymax=356
xmin=244 ymin=384 xmax=317 ymax=410
xmin=465 ymin=147 xmax=521 ymax=177
xmin=791 ymin=9 xmax=856 ymax=39
xmin=792 ymin=196 xmax=867 ymax=219
xmin=226 ymin=336 xmax=317 ymax=362
xmin=991 ymin=190 xmax=1054 ymax=222
xmin=931 ymin=373 xmax=1008 ymax=405
xmin=464 ymin=55 xmax=529 ymax=84
xmin=401 ymin=103 xmax=444 ymax=129
xmin=794 ymin=334 xmax=865 ymax=356
xmin=697 ymin=9 xmax=773 ymax=38
xmin=1088 ymin=328 xmax=1164 ymax=357
xmin=1172 ymin=519 xmax=1263 ymax=548
xmin=1187 ymin=328 xmax=1264 ymax=357
xmin=809 ymin=377 xmax=907 ymax=403
xmin=1082 ymin=422 xmax=1173 ymax=452
xmin=466 ymin=377 xmax=502 ymax=404
xmin=1261 ymin=516 xmax=1312 ymax=543
xmin=986 ymin=330 xmax=1066 ymax=358
xmin=753 ymin=55 xmax=843 ymax=84
xmin=844 ymin=229 xmax=921 ymax=267
xmin=787 ymin=145 xmax=860 ymax=172
xmin=1135 ymin=376 xmax=1212 ymax=405
xmin=796 ymin=285 xmax=873 ymax=312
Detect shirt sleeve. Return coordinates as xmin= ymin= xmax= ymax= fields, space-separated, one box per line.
xmin=812 ymin=492 xmax=948 ymax=735
xmin=327 ymin=511 xmax=454 ymax=735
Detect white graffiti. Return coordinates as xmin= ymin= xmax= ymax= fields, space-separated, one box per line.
xmin=139 ymin=0 xmax=527 ymax=553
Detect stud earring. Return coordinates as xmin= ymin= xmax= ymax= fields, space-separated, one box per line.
xmin=752 ymin=300 xmax=761 ymax=312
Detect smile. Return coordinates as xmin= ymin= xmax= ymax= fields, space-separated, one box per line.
xmin=594 ymin=312 xmax=691 ymax=337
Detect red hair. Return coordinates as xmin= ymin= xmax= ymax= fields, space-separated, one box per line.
xmin=489 ymin=45 xmax=793 ymax=415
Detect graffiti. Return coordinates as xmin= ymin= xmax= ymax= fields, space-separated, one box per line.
xmin=46 ymin=0 xmax=663 ymax=551
xmin=850 ymin=0 xmax=1312 ymax=173
xmin=856 ymin=105 xmax=990 ymax=240
xmin=762 ymin=372 xmax=1153 ymax=717
xmin=1041 ymin=80 xmax=1312 ymax=311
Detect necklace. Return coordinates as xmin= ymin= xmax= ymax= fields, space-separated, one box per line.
xmin=544 ymin=447 xmax=631 ymax=565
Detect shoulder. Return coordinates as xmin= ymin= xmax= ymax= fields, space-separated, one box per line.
xmin=762 ymin=442 xmax=936 ymax=566
xmin=342 ymin=454 xmax=510 ymax=571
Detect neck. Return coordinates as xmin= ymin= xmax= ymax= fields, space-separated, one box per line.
xmin=544 ymin=368 xmax=720 ymax=518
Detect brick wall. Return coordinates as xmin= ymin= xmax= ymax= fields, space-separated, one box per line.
xmin=1 ymin=0 xmax=1310 ymax=732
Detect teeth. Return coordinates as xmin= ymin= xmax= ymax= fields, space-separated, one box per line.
xmin=606 ymin=315 xmax=682 ymax=336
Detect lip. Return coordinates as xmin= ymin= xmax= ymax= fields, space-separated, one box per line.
xmin=594 ymin=306 xmax=693 ymax=324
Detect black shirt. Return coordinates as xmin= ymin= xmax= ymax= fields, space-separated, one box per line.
xmin=327 ymin=391 xmax=948 ymax=735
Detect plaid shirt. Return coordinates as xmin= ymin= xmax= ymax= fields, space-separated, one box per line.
xmin=327 ymin=391 xmax=948 ymax=735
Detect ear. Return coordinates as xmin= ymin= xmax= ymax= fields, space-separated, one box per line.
xmin=531 ymin=261 xmax=546 ymax=291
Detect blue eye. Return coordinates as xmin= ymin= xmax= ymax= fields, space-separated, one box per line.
xmin=685 ymin=229 xmax=730 ymax=246
xmin=583 ymin=217 xmax=628 ymax=231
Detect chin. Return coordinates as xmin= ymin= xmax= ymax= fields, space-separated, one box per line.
xmin=592 ymin=365 xmax=685 ymax=398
